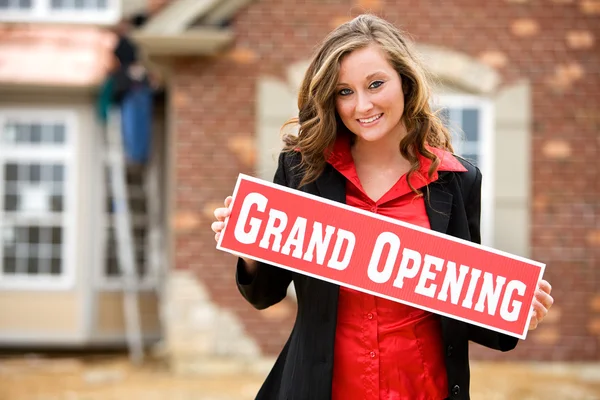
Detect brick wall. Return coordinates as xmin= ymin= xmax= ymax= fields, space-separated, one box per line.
xmin=170 ymin=0 xmax=599 ymax=361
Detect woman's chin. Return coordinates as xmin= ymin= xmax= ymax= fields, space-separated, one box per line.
xmin=354 ymin=129 xmax=391 ymax=143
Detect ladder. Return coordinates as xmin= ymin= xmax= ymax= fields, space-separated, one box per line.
xmin=105 ymin=108 xmax=144 ymax=364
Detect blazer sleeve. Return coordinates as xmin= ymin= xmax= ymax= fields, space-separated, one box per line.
xmin=464 ymin=166 xmax=519 ymax=352
xmin=235 ymin=152 xmax=294 ymax=310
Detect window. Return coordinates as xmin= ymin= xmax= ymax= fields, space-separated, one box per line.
xmin=0 ymin=0 xmax=119 ymax=24
xmin=0 ymin=110 xmax=77 ymax=289
xmin=50 ymin=0 xmax=108 ymax=10
xmin=433 ymin=94 xmax=495 ymax=245
xmin=0 ymin=0 xmax=33 ymax=10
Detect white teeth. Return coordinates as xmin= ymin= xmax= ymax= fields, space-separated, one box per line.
xmin=359 ymin=114 xmax=382 ymax=123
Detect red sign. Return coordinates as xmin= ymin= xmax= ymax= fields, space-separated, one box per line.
xmin=217 ymin=175 xmax=545 ymax=339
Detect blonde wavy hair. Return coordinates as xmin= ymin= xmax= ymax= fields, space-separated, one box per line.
xmin=282 ymin=14 xmax=453 ymax=191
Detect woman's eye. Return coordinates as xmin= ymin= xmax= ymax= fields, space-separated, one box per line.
xmin=338 ymin=88 xmax=353 ymax=96
xmin=369 ymin=80 xmax=384 ymax=89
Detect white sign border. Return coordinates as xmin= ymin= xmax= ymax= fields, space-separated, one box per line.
xmin=217 ymin=174 xmax=546 ymax=340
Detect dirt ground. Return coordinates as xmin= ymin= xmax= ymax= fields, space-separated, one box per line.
xmin=0 ymin=353 xmax=598 ymax=400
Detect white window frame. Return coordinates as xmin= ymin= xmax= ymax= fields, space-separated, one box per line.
xmin=0 ymin=0 xmax=121 ymax=25
xmin=433 ymin=94 xmax=495 ymax=246
xmin=0 ymin=108 xmax=78 ymax=290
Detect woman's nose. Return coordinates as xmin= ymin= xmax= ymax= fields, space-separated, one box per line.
xmin=355 ymin=92 xmax=373 ymax=114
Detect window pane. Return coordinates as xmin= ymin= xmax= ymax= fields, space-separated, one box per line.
xmin=74 ymin=0 xmax=84 ymax=9
xmin=2 ymin=121 xmax=16 ymax=143
xmin=28 ymin=226 xmax=40 ymax=244
xmin=30 ymin=164 xmax=41 ymax=183
xmin=4 ymin=194 xmax=18 ymax=211
xmin=106 ymin=260 xmax=120 ymax=276
xmin=462 ymin=108 xmax=479 ymax=142
xmin=30 ymin=124 xmax=42 ymax=143
xmin=437 ymin=107 xmax=450 ymax=126
xmin=3 ymin=256 xmax=16 ymax=274
xmin=50 ymin=258 xmax=62 ymax=274
xmin=0 ymin=0 xmax=9 ymax=9
xmin=130 ymin=197 xmax=146 ymax=213
xmin=15 ymin=226 xmax=28 ymax=243
xmin=39 ymin=227 xmax=51 ymax=246
xmin=5 ymin=164 xmax=18 ymax=181
xmin=461 ymin=153 xmax=479 ymax=166
xmin=41 ymin=164 xmax=54 ymax=181
xmin=133 ymin=226 xmax=146 ymax=242
xmin=27 ymin=257 xmax=39 ymax=274
xmin=16 ymin=124 xmax=30 ymax=143
xmin=51 ymin=0 xmax=62 ymax=8
xmin=53 ymin=124 xmax=66 ymax=143
xmin=41 ymin=124 xmax=54 ymax=143
xmin=38 ymin=257 xmax=50 ymax=275
xmin=437 ymin=107 xmax=464 ymax=143
xmin=52 ymin=164 xmax=64 ymax=182
xmin=51 ymin=245 xmax=63 ymax=273
xmin=51 ymin=195 xmax=63 ymax=212
xmin=3 ymin=245 xmax=15 ymax=257
xmin=19 ymin=164 xmax=29 ymax=181
xmin=51 ymin=227 xmax=62 ymax=244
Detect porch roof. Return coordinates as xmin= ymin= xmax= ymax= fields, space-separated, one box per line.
xmin=132 ymin=0 xmax=252 ymax=56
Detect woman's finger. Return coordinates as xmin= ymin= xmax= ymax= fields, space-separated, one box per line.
xmin=214 ymin=207 xmax=230 ymax=221
xmin=224 ymin=196 xmax=233 ymax=207
xmin=538 ymin=280 xmax=552 ymax=294
xmin=536 ymin=289 xmax=554 ymax=310
xmin=211 ymin=221 xmax=224 ymax=233
xmin=532 ymin=299 xmax=548 ymax=321
xmin=214 ymin=232 xmax=220 ymax=242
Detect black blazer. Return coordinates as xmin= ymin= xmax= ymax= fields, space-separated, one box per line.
xmin=236 ymin=151 xmax=518 ymax=400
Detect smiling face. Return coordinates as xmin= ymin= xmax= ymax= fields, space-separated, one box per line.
xmin=335 ymin=44 xmax=406 ymax=144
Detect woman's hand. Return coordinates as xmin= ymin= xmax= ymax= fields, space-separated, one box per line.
xmin=528 ymin=279 xmax=554 ymax=331
xmin=211 ymin=196 xmax=233 ymax=243
xmin=211 ymin=196 xmax=258 ymax=275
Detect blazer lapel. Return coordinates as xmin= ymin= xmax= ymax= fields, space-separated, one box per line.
xmin=312 ymin=163 xmax=453 ymax=233
xmin=425 ymin=182 xmax=453 ymax=234
xmin=313 ymin=163 xmax=346 ymax=204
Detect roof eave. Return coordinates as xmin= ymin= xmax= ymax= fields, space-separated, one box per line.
xmin=131 ymin=29 xmax=234 ymax=56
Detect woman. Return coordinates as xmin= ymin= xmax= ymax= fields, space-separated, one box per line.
xmin=211 ymin=14 xmax=553 ymax=400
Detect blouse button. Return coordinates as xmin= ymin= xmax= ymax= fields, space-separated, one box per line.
xmin=369 ymin=351 xmax=376 ymax=358
xmin=370 ymin=206 xmax=377 ymax=213
xmin=367 ymin=313 xmax=374 ymax=320
xmin=452 ymin=385 xmax=461 ymax=396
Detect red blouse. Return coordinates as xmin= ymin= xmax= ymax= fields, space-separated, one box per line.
xmin=327 ymin=136 xmax=467 ymax=400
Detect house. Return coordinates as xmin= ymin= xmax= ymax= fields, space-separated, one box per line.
xmin=1 ymin=0 xmax=598 ymax=370
xmin=134 ymin=0 xmax=598 ymax=371
xmin=0 ymin=0 xmax=165 ymax=348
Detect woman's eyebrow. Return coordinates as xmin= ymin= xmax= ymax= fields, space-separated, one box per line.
xmin=336 ymin=71 xmax=388 ymax=87
xmin=365 ymin=71 xmax=388 ymax=80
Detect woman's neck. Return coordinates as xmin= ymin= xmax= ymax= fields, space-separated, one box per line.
xmin=351 ymin=125 xmax=409 ymax=168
